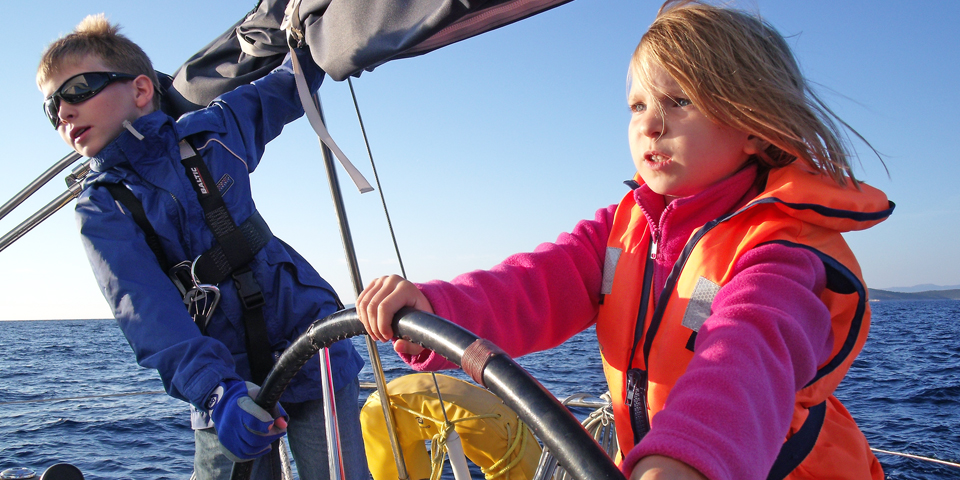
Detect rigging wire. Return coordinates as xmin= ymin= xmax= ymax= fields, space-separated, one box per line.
xmin=346 ymin=77 xmax=406 ymax=279
xmin=346 ymin=76 xmax=458 ymax=462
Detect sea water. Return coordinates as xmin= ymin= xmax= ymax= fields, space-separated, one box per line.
xmin=1 ymin=300 xmax=957 ymax=479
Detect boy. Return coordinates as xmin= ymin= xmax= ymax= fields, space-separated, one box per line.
xmin=37 ymin=14 xmax=368 ymax=480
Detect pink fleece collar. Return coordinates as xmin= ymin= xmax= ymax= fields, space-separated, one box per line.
xmin=631 ymin=166 xmax=760 ymax=297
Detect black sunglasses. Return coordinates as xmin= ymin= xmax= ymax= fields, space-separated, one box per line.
xmin=43 ymin=71 xmax=137 ymax=128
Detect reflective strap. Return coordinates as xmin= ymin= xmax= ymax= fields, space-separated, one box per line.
xmin=601 ymin=247 xmax=622 ymax=296
xmin=680 ymin=276 xmax=720 ymax=333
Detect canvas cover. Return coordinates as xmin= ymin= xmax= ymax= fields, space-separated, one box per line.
xmin=161 ymin=0 xmax=572 ymax=117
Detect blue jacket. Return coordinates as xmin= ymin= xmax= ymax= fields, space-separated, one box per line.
xmin=74 ymin=53 xmax=363 ymax=413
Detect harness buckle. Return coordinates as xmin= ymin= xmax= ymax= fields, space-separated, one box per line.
xmin=185 ymin=284 xmax=221 ymax=333
xmin=232 ymin=267 xmax=264 ymax=310
xmin=168 ymin=261 xmax=194 ymax=298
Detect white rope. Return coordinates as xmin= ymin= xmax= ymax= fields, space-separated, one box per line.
xmin=279 ymin=437 xmax=295 ymax=480
xmin=871 ymin=448 xmax=960 ymax=468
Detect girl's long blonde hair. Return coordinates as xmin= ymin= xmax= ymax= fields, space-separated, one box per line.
xmin=633 ymin=0 xmax=874 ymax=186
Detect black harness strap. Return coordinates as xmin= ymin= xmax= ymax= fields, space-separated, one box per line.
xmin=103 ymin=183 xmax=173 ymax=273
xmin=178 ymin=140 xmax=275 ymax=385
xmin=194 ymin=210 xmax=273 ymax=285
xmin=180 ymin=143 xmax=254 ymax=279
xmin=232 ymin=266 xmax=273 ymax=384
xmin=103 ymin=140 xmax=277 ymax=388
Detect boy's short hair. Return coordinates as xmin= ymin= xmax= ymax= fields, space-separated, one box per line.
xmin=37 ymin=14 xmax=161 ymax=112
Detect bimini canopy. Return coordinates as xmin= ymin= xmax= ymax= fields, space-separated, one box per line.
xmin=162 ymin=0 xmax=572 ymax=117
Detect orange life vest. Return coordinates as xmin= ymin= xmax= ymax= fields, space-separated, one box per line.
xmin=596 ymin=164 xmax=892 ymax=479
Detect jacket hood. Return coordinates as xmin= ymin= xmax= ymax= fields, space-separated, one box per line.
xmin=755 ymin=163 xmax=894 ymax=233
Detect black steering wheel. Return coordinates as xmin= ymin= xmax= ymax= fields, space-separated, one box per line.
xmin=232 ymin=307 xmax=625 ymax=480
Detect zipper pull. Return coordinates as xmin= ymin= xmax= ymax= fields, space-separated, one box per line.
xmin=649 ymin=232 xmax=659 ymax=260
xmin=122 ymin=120 xmax=144 ymax=140
xmin=625 ymin=369 xmax=638 ymax=407
xmin=624 ymin=368 xmax=652 ymax=441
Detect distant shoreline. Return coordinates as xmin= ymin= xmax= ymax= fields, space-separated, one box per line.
xmin=868 ymin=288 xmax=960 ymax=301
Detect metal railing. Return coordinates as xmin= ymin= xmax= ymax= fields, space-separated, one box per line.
xmin=0 ymin=151 xmax=87 ymax=253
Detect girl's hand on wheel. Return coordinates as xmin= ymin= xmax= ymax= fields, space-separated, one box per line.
xmin=357 ymin=274 xmax=434 ymax=348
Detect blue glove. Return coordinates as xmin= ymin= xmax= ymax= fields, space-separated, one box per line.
xmin=208 ymin=379 xmax=288 ymax=462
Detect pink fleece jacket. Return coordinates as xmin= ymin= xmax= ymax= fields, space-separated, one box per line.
xmin=404 ymin=166 xmax=833 ymax=480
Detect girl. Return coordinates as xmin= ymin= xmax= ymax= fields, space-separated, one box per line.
xmin=358 ymin=1 xmax=893 ymax=478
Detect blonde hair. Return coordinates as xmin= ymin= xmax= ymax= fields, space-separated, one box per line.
xmin=632 ymin=0 xmax=874 ymax=185
xmin=37 ymin=14 xmax=160 ymax=111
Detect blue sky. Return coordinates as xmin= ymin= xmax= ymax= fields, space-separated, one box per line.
xmin=1 ymin=0 xmax=957 ymax=320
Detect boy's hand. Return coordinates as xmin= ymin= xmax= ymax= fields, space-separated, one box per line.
xmin=357 ymin=275 xmax=434 ymax=351
xmin=209 ymin=380 xmax=288 ymax=462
